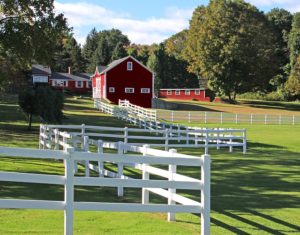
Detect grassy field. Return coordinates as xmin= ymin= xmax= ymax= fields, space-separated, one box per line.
xmin=160 ymin=98 xmax=300 ymax=114
xmin=0 ymin=95 xmax=300 ymax=234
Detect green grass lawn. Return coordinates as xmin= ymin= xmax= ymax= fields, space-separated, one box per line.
xmin=0 ymin=94 xmax=300 ymax=234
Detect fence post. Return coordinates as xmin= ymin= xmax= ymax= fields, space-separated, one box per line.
xmin=243 ymin=129 xmax=247 ymax=154
xmin=171 ymin=111 xmax=174 ymax=122
xmin=220 ymin=112 xmax=223 ymax=124
xmin=165 ymin=129 xmax=169 ymax=151
xmin=205 ymin=129 xmax=209 ymax=155
xmin=204 ymin=112 xmax=207 ymax=124
xmin=292 ymin=115 xmax=295 ymax=125
xmin=64 ymin=147 xmax=75 ymax=235
xmin=83 ymin=136 xmax=89 ymax=177
xmin=168 ymin=149 xmax=177 ymax=222
xmin=70 ymin=134 xmax=78 ymax=174
xmin=39 ymin=125 xmax=43 ymax=149
xmin=81 ymin=124 xmax=85 ymax=149
xmin=201 ymin=154 xmax=211 ymax=235
xmin=188 ymin=112 xmax=191 ymax=123
xmin=54 ymin=129 xmax=59 ymax=150
xmin=250 ymin=113 xmax=253 ymax=125
xmin=264 ymin=114 xmax=267 ymax=125
xmin=235 ymin=114 xmax=238 ymax=124
xmin=217 ymin=128 xmax=220 ymax=150
xmin=177 ymin=125 xmax=180 ymax=143
xmin=229 ymin=132 xmax=233 ymax=153
xmin=279 ymin=114 xmax=282 ymax=125
xmin=117 ymin=141 xmax=124 ymax=197
xmin=124 ymin=127 xmax=128 ymax=153
xmin=97 ymin=140 xmax=104 ymax=177
xmin=62 ymin=131 xmax=68 ymax=151
xmin=186 ymin=128 xmax=189 ymax=145
xmin=142 ymin=144 xmax=150 ymax=205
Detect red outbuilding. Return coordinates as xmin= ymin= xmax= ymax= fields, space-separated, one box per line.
xmin=92 ymin=56 xmax=154 ymax=108
xmin=159 ymin=88 xmax=211 ymax=102
xmin=32 ymin=65 xmax=92 ymax=93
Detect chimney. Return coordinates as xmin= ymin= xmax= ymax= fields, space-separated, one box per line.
xmin=68 ymin=67 xmax=71 ymax=74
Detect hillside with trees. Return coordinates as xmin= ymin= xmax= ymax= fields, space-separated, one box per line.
xmin=1 ymin=0 xmax=300 ymax=101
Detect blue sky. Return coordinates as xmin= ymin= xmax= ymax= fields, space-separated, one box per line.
xmin=54 ymin=0 xmax=300 ymax=46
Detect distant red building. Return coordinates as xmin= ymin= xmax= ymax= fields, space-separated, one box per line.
xmin=159 ymin=88 xmax=211 ymax=102
xmin=92 ymin=56 xmax=154 ymax=108
xmin=32 ymin=65 xmax=92 ymax=93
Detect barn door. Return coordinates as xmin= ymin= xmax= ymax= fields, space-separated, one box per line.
xmin=96 ymin=78 xmax=101 ymax=98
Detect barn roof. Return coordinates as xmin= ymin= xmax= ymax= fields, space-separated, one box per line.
xmin=51 ymin=72 xmax=91 ymax=81
xmin=32 ymin=64 xmax=51 ymax=75
xmin=96 ymin=56 xmax=153 ymax=75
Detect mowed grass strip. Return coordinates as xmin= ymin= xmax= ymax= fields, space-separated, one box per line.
xmin=0 ymin=94 xmax=300 ymax=234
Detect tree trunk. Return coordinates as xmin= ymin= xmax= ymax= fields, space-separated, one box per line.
xmin=28 ymin=113 xmax=32 ymax=130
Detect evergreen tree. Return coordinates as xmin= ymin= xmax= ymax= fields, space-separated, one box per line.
xmin=111 ymin=42 xmax=128 ymax=61
xmin=82 ymin=28 xmax=99 ymax=73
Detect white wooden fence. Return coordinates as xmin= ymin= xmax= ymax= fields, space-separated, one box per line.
xmin=158 ymin=110 xmax=300 ymax=125
xmin=0 ymin=142 xmax=211 ymax=235
xmin=93 ymin=100 xmax=247 ymax=153
xmin=119 ymin=99 xmax=157 ymax=122
xmin=40 ymin=124 xmax=246 ymax=154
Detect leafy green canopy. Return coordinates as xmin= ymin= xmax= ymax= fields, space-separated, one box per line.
xmin=184 ymin=0 xmax=280 ymax=101
xmin=18 ymin=86 xmax=64 ymax=130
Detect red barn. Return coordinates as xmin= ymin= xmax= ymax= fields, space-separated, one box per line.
xmin=92 ymin=56 xmax=154 ymax=108
xmin=159 ymin=88 xmax=211 ymax=102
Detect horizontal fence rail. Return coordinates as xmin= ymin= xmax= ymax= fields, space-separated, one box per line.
xmin=158 ymin=110 xmax=300 ymax=125
xmin=93 ymin=100 xmax=247 ymax=154
xmin=40 ymin=123 xmax=246 ymax=154
xmin=0 ymin=142 xmax=211 ymax=235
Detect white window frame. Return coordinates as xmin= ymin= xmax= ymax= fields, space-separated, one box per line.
xmin=175 ymin=90 xmax=180 ymax=95
xmin=185 ymin=90 xmax=190 ymax=95
xmin=141 ymin=88 xmax=150 ymax=94
xmin=127 ymin=62 xmax=133 ymax=71
xmin=125 ymin=87 xmax=134 ymax=93
xmin=109 ymin=87 xmax=115 ymax=93
xmin=167 ymin=90 xmax=172 ymax=95
xmin=52 ymin=80 xmax=68 ymax=87
xmin=86 ymin=81 xmax=92 ymax=88
xmin=76 ymin=81 xmax=83 ymax=88
xmin=195 ymin=90 xmax=200 ymax=95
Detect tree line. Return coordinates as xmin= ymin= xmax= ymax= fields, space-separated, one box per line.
xmin=1 ymin=0 xmax=300 ymax=101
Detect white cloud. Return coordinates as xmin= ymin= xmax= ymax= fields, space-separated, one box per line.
xmin=246 ymin=0 xmax=300 ymax=12
xmin=54 ymin=1 xmax=193 ymax=45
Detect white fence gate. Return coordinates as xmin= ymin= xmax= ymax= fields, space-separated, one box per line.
xmin=0 ymin=144 xmax=211 ymax=235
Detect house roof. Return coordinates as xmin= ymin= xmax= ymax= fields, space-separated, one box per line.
xmin=32 ymin=64 xmax=51 ymax=75
xmin=51 ymin=72 xmax=92 ymax=81
xmin=96 ymin=56 xmax=153 ymax=75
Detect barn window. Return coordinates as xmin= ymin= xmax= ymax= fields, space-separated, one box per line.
xmin=167 ymin=90 xmax=172 ymax=95
xmin=86 ymin=81 xmax=92 ymax=88
xmin=125 ymin=87 xmax=134 ymax=93
xmin=127 ymin=62 xmax=133 ymax=71
xmin=175 ymin=90 xmax=180 ymax=95
xmin=76 ymin=81 xmax=83 ymax=88
xmin=195 ymin=90 xmax=200 ymax=95
xmin=109 ymin=87 xmax=115 ymax=93
xmin=141 ymin=88 xmax=150 ymax=93
xmin=185 ymin=90 xmax=190 ymax=95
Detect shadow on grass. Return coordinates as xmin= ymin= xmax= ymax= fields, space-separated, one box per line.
xmin=240 ymin=100 xmax=300 ymax=112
